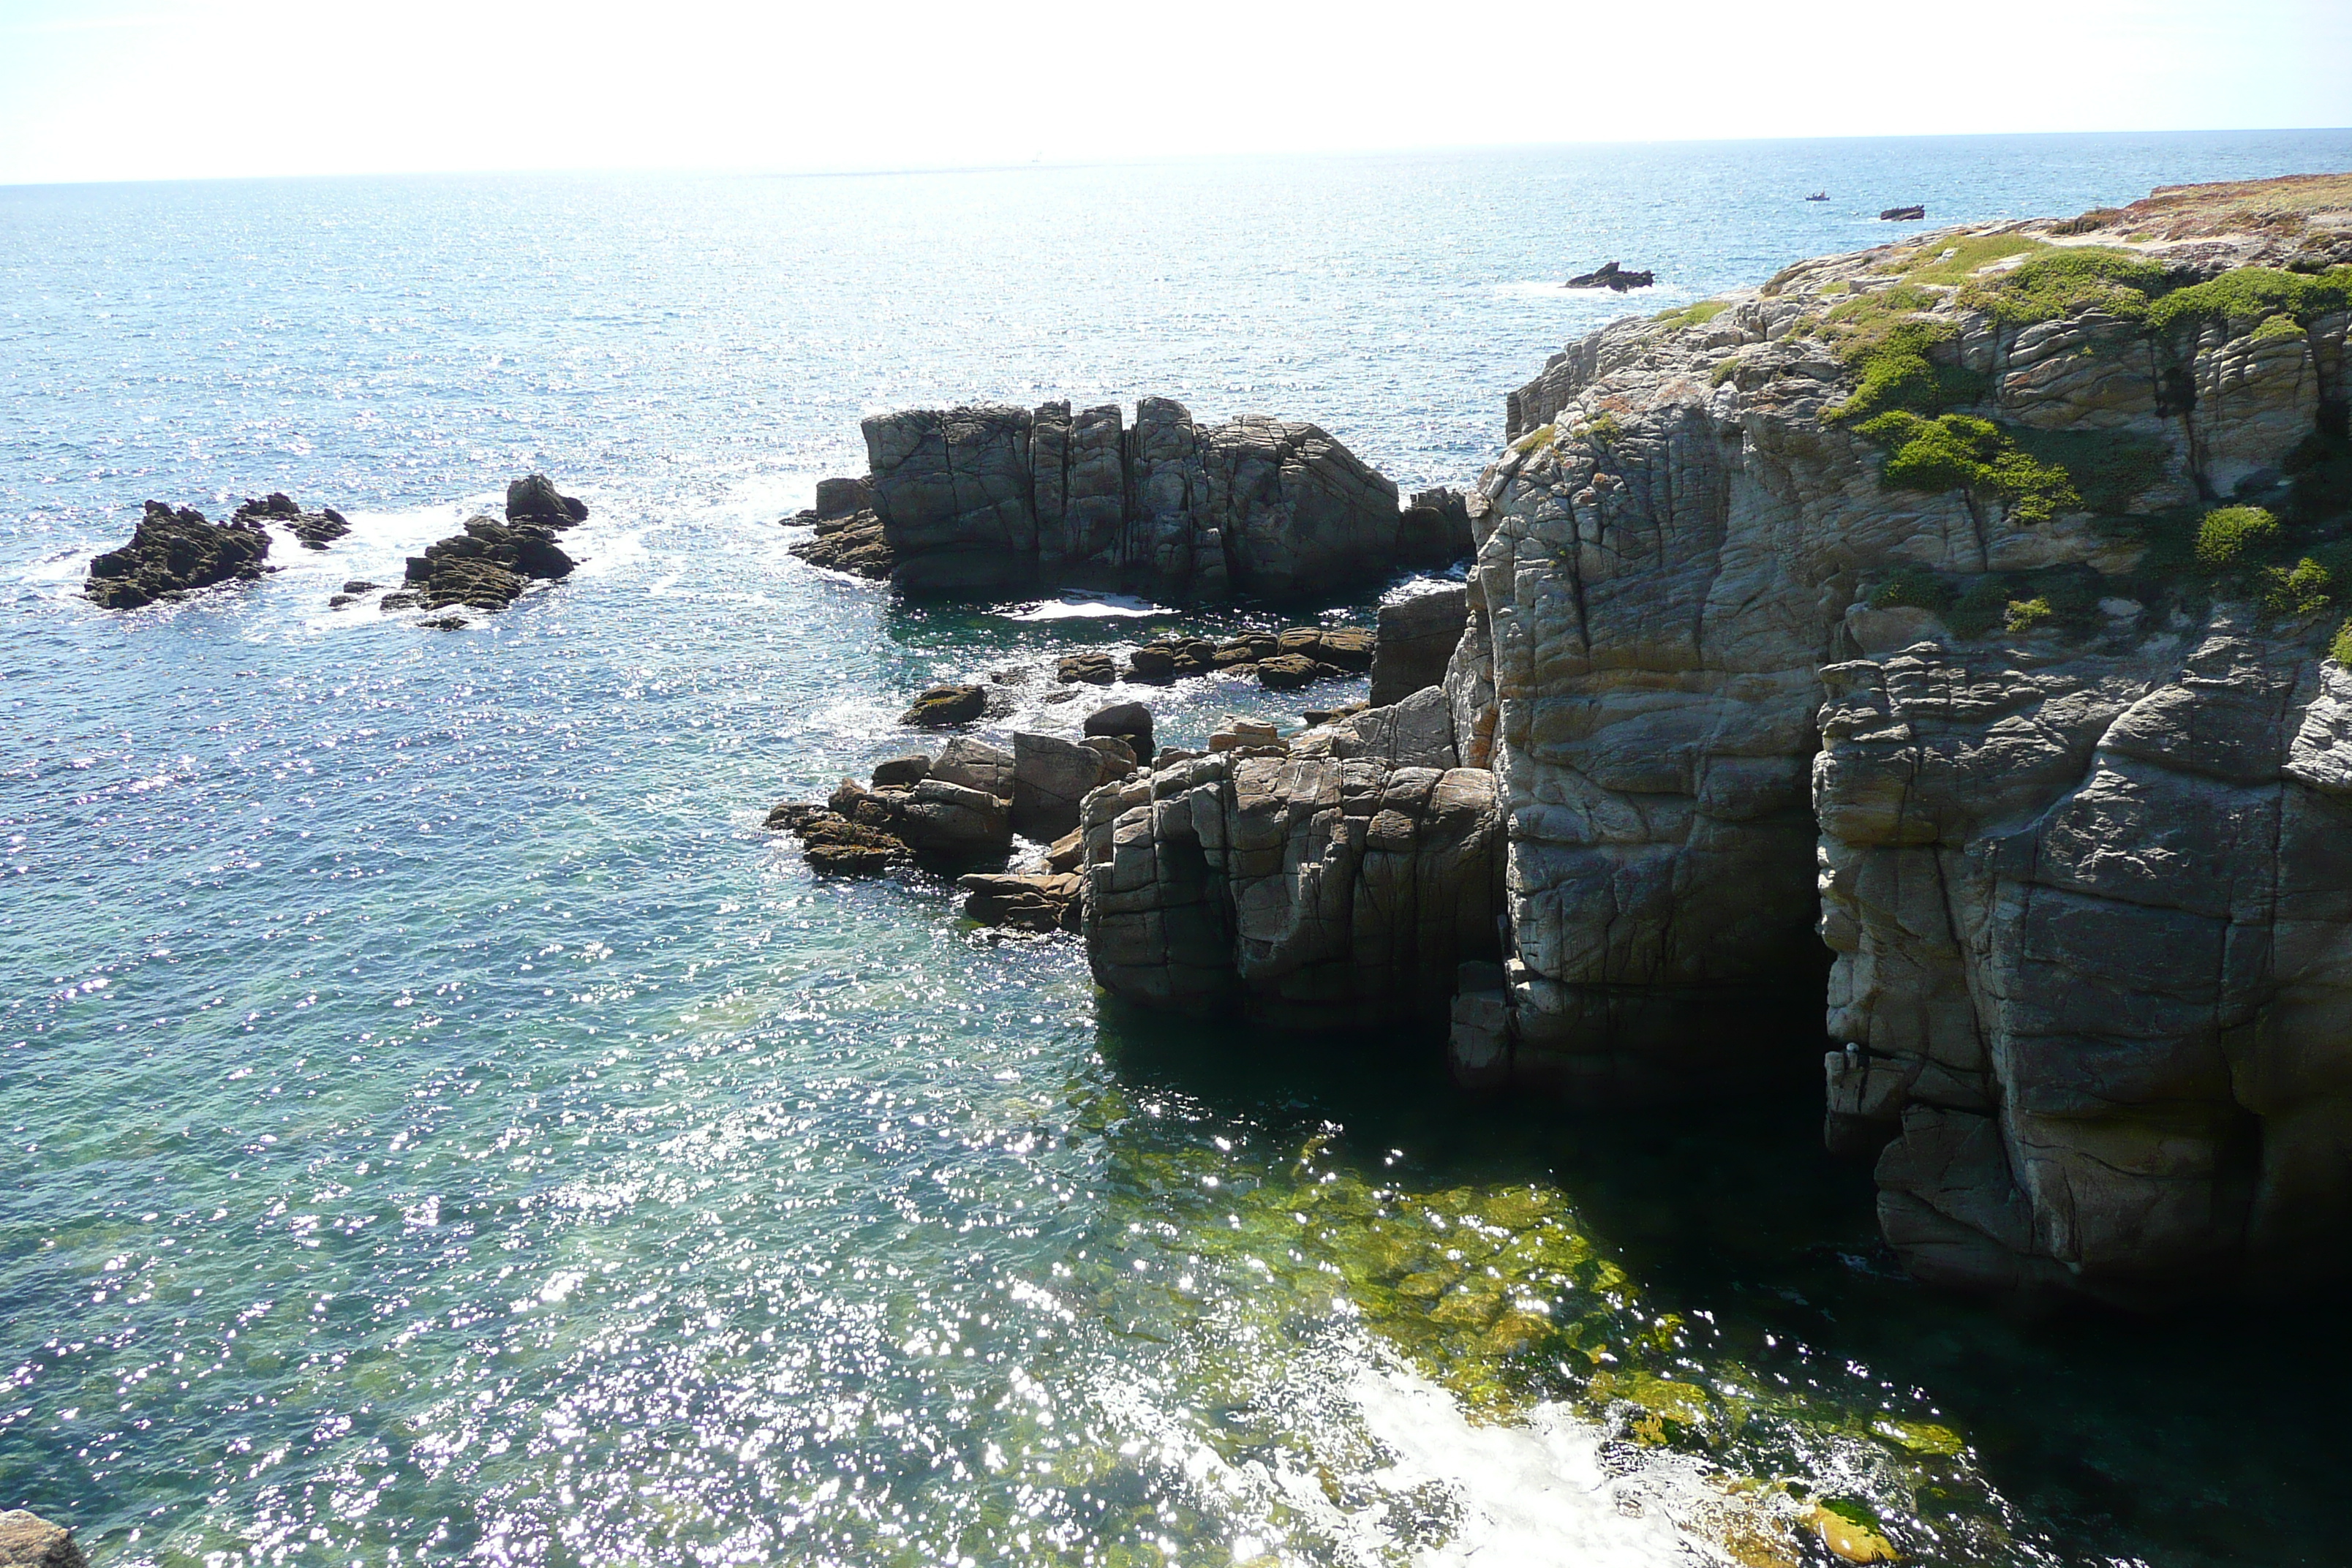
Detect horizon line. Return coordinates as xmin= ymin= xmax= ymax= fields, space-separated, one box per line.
xmin=4 ymin=124 xmax=2351 ymax=195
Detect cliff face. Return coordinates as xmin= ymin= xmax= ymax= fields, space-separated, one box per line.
xmin=859 ymin=397 xmax=1462 ymax=602
xmin=1450 ymin=174 xmax=2352 ymax=1301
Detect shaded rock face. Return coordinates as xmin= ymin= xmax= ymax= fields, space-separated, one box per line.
xmin=860 ymin=398 xmax=1438 ymax=602
xmin=1369 ymin=587 xmax=1469 ymax=706
xmin=1079 ymin=694 xmax=1504 ymax=1030
xmin=1455 ymin=183 xmax=2352 ymax=1300
xmin=234 ymin=491 xmax=350 ymax=549
xmin=507 ymin=474 xmax=589 ymax=526
xmin=85 ymin=501 xmax=271 ymax=608
xmin=0 ymin=1510 xmax=87 ymax=1568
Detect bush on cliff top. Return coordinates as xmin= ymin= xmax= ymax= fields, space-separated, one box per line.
xmin=2146 ymin=265 xmax=2352 ymax=334
xmin=2333 ymin=618 xmax=2352 ymax=667
xmin=2262 ymin=557 xmax=2333 ymax=619
xmin=1652 ymin=298 xmax=1730 ymax=333
xmin=1956 ymin=246 xmax=2174 ymax=326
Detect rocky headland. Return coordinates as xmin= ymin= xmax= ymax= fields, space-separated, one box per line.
xmin=1019 ymin=172 xmax=2352 ymax=1306
xmin=788 ymin=397 xmax=1470 ymax=601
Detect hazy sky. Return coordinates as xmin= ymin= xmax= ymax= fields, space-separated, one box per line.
xmin=1 ymin=0 xmax=2348 ymax=185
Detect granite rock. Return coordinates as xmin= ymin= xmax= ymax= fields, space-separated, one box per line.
xmin=85 ymin=501 xmax=271 ymax=609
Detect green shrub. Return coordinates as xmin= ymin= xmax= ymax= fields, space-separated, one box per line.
xmin=1891 ymin=233 xmax=2051 ymax=285
xmin=1870 ymin=565 xmax=1953 ymax=611
xmin=2146 ymin=265 xmax=2352 ymax=335
xmin=2005 ymin=426 xmax=2171 ymax=516
xmin=2261 ymin=557 xmax=2333 ymax=619
xmin=2005 ymin=597 xmax=2054 ymax=633
xmin=1857 ymin=412 xmax=2081 ymax=523
xmin=1957 ymin=246 xmax=2174 ymax=326
xmin=2194 ymin=505 xmax=2280 ymax=570
xmin=1946 ymin=576 xmax=2018 ymax=639
xmin=2251 ymin=313 xmax=2308 ymax=343
xmin=2334 ymin=619 xmax=2352 ymax=666
xmin=1653 ymin=299 xmax=1730 ymax=332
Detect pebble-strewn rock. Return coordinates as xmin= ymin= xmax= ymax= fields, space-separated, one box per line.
xmin=1456 ymin=176 xmax=2352 ymax=1302
xmin=856 ymin=398 xmax=1461 ymax=602
xmin=85 ymin=501 xmax=271 ymax=608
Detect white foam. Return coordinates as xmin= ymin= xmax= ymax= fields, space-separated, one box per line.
xmin=998 ymin=592 xmax=1169 ymax=622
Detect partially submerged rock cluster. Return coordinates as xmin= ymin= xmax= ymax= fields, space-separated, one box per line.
xmin=383 ymin=475 xmax=586 ymax=618
xmin=84 ymin=500 xmax=274 ymax=608
xmin=788 ymin=397 xmax=1470 ymax=602
xmin=1055 ymin=624 xmax=1374 ymax=690
xmin=234 ymin=491 xmax=350 ymax=549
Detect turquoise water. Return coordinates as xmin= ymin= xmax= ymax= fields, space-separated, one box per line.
xmin=7 ymin=133 xmax=2352 ymax=1567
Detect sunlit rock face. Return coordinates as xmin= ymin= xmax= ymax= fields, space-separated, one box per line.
xmin=1441 ymin=174 xmax=2352 ymax=1302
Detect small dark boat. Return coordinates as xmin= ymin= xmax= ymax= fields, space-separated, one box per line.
xmin=1806 ymin=191 xmax=1828 ymax=201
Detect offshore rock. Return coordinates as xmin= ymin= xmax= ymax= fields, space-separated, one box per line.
xmin=1079 ymin=693 xmax=1504 ymax=1029
xmin=860 ymin=398 xmax=1447 ymax=602
xmin=790 ymin=509 xmax=893 ymax=578
xmin=506 ymin=473 xmax=589 ymax=526
xmin=1465 ymin=173 xmax=2352 ymax=1300
xmin=234 ymin=491 xmax=350 ymax=549
xmin=402 ymin=515 xmax=575 ymax=611
xmin=1370 ymin=587 xmax=1470 ymax=706
xmin=0 ymin=1510 xmax=88 ymax=1568
xmin=84 ymin=501 xmax=271 ymax=608
xmin=1564 ymin=261 xmax=1655 ymax=291
xmin=901 ymin=685 xmax=989 ymax=727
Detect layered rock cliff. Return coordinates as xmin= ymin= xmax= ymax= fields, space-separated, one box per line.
xmin=810 ymin=397 xmax=1468 ymax=602
xmin=1460 ymin=173 xmax=2352 ymax=1302
xmin=1074 ymin=173 xmax=2352 ymax=1304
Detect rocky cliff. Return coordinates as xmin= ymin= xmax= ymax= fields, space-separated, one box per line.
xmin=804 ymin=398 xmax=1468 ymax=602
xmin=1074 ymin=173 xmax=2352 ymax=1304
xmin=1460 ymin=172 xmax=2352 ymax=1302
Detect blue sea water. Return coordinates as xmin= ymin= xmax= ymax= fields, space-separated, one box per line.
xmin=5 ymin=130 xmax=2352 ymax=1567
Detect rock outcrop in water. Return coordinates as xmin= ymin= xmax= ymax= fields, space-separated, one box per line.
xmin=383 ymin=475 xmax=586 ymax=615
xmin=1449 ymin=173 xmax=2352 ymax=1303
xmin=84 ymin=501 xmax=272 ymax=608
xmin=791 ymin=398 xmax=1467 ymax=602
xmin=234 ymin=491 xmax=350 ymax=549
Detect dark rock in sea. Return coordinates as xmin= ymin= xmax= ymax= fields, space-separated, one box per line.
xmin=789 ymin=509 xmax=894 ymax=578
xmin=1370 ymin=587 xmax=1470 ymax=706
xmin=0 ymin=1509 xmax=88 ymax=1568
xmin=858 ymin=396 xmax=1450 ymax=603
xmin=1083 ymin=701 xmax=1153 ymax=763
xmin=402 ymin=515 xmax=575 ymax=611
xmin=85 ymin=501 xmax=273 ymax=609
xmin=901 ymin=684 xmax=989 ymax=727
xmin=341 ymin=580 xmax=379 ymax=594
xmin=1124 ymin=637 xmax=1218 ymax=683
xmin=1879 ymin=205 xmax=1926 ymax=222
xmin=959 ymin=872 xmax=1082 ymax=933
xmin=506 ymin=473 xmax=589 ymax=527
xmin=328 ymin=595 xmax=354 ymax=608
xmin=791 ymin=810 xmax=913 ymax=874
xmin=1564 ymin=261 xmax=1655 ymax=291
xmin=420 ymin=615 xmax=469 ymax=630
xmin=1057 ymin=652 xmax=1118 ymax=685
xmin=1254 ymin=652 xmax=1338 ymax=690
xmin=380 ymin=592 xmax=421 ymax=611
xmin=233 ymin=492 xmax=350 ymax=550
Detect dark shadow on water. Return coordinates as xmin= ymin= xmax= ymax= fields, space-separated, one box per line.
xmin=1097 ymin=1000 xmax=2352 ymax=1568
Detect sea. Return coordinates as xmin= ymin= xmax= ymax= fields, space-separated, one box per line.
xmin=6 ymin=129 xmax=2352 ymax=1568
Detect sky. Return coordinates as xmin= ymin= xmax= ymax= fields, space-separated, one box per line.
xmin=1 ymin=0 xmax=2348 ymax=186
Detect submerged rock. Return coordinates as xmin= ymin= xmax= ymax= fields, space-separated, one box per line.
xmin=234 ymin=491 xmax=350 ymax=549
xmin=0 ymin=1510 xmax=87 ymax=1568
xmin=84 ymin=501 xmax=271 ymax=608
